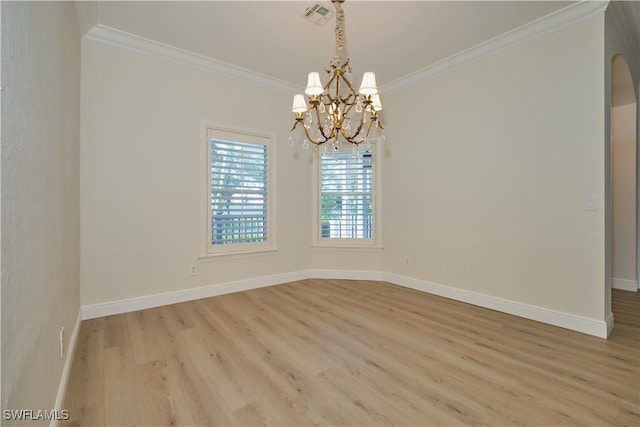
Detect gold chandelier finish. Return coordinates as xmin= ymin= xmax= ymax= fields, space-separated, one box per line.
xmin=290 ymin=0 xmax=384 ymax=150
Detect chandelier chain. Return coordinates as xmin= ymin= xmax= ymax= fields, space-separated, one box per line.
xmin=331 ymin=0 xmax=346 ymax=67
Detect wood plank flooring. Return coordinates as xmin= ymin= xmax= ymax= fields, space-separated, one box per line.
xmin=63 ymin=280 xmax=639 ymax=426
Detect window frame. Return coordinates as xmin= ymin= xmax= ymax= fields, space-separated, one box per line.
xmin=201 ymin=123 xmax=276 ymax=258
xmin=312 ymin=143 xmax=382 ymax=249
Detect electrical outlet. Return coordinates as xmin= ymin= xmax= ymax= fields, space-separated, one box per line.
xmin=584 ymin=195 xmax=599 ymax=211
xmin=189 ymin=263 xmax=198 ymax=277
xmin=59 ymin=327 xmax=65 ymax=358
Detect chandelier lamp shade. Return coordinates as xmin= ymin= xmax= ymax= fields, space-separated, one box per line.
xmin=289 ymin=0 xmax=385 ymax=152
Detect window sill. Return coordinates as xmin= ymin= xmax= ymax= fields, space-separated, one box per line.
xmin=311 ymin=245 xmax=384 ymax=252
xmin=199 ymin=248 xmax=278 ymax=262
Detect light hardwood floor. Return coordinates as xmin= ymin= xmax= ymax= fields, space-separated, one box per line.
xmin=63 ymin=280 xmax=639 ymax=426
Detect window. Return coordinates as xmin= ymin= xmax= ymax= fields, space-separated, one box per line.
xmin=315 ymin=145 xmax=381 ymax=247
xmin=203 ymin=126 xmax=274 ymax=256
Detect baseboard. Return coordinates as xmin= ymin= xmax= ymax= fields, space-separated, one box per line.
xmin=605 ymin=311 xmax=615 ymax=337
xmin=384 ymin=272 xmax=609 ymax=339
xmin=81 ymin=269 xmax=384 ymax=319
xmin=51 ymin=309 xmax=82 ymax=427
xmin=612 ymin=277 xmax=638 ymax=292
xmin=311 ymin=269 xmax=385 ymax=281
xmin=81 ymin=269 xmax=610 ymax=338
xmin=81 ymin=270 xmax=311 ymax=320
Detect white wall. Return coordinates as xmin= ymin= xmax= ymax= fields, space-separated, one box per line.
xmin=81 ymin=12 xmax=612 ymax=332
xmin=382 ymin=16 xmax=606 ymax=320
xmin=612 ymin=102 xmax=637 ymax=287
xmin=80 ymin=40 xmax=311 ymax=306
xmin=1 ymin=1 xmax=80 ymax=422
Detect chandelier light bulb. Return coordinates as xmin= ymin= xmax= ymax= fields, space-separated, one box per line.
xmin=305 ymin=72 xmax=324 ymax=96
xmin=371 ymin=93 xmax=383 ymax=111
xmin=359 ymin=72 xmax=378 ymax=95
xmin=291 ymin=94 xmax=308 ymax=113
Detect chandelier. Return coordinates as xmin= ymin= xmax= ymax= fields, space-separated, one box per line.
xmin=289 ymin=0 xmax=384 ymax=153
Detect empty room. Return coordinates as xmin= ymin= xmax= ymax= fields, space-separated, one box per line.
xmin=2 ymin=1 xmax=639 ymax=426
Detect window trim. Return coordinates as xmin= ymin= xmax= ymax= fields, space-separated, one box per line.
xmin=201 ymin=123 xmax=276 ymax=259
xmin=312 ymin=143 xmax=382 ymax=249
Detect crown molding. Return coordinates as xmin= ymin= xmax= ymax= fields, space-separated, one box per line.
xmin=83 ymin=24 xmax=300 ymax=95
xmin=381 ymin=0 xmax=609 ymax=95
xmin=83 ymin=1 xmax=608 ymax=97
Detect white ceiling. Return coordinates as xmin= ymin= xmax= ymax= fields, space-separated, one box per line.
xmin=76 ymin=1 xmax=637 ymax=105
xmin=77 ymin=1 xmax=580 ymax=85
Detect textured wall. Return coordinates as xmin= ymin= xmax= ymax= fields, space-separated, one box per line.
xmin=1 ymin=1 xmax=80 ymax=422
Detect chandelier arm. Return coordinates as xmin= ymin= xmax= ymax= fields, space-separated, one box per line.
xmin=335 ymin=73 xmax=341 ymax=107
xmin=339 ymin=88 xmax=365 ymax=139
xmin=301 ymin=122 xmax=323 ymax=145
xmin=363 ymin=115 xmax=378 ymax=139
xmin=349 ymin=113 xmax=368 ymax=140
xmin=322 ymin=72 xmax=338 ymax=111
xmin=339 ymin=90 xmax=357 ymax=107
xmin=372 ymin=112 xmax=384 ymax=129
xmin=293 ymin=113 xmax=325 ymax=145
xmin=339 ymin=127 xmax=351 ymax=144
xmin=312 ymin=105 xmax=333 ymax=142
xmin=338 ymin=73 xmax=357 ymax=104
xmin=324 ymin=69 xmax=337 ymax=93
xmin=341 ymin=105 xmax=353 ymax=122
xmin=342 ymin=117 xmax=368 ymax=144
xmin=340 ymin=127 xmax=363 ymax=145
xmin=325 ymin=92 xmax=336 ymax=107
xmin=341 ymin=95 xmax=358 ymax=117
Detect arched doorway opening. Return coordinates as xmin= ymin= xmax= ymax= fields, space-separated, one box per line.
xmin=611 ymin=54 xmax=638 ymax=292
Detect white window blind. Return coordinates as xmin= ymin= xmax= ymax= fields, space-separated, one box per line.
xmin=320 ymin=150 xmax=374 ymax=239
xmin=209 ymin=138 xmax=268 ymax=246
